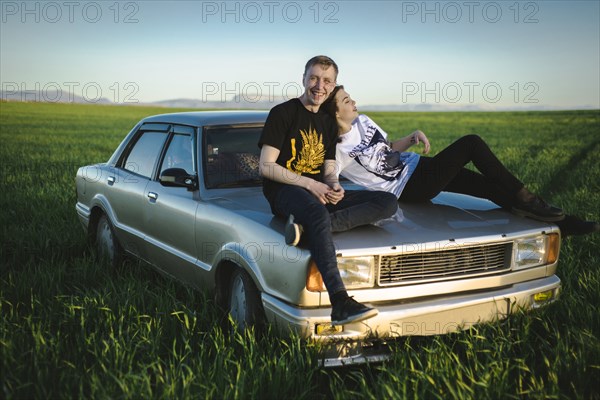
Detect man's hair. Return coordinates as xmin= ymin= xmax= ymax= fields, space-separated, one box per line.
xmin=321 ymin=85 xmax=344 ymax=118
xmin=303 ymin=55 xmax=339 ymax=78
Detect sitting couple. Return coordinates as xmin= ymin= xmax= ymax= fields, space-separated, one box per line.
xmin=258 ymin=55 xmax=598 ymax=327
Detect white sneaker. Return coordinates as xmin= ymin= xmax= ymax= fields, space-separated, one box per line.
xmin=285 ymin=214 xmax=303 ymax=246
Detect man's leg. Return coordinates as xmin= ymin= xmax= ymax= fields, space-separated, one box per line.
xmin=273 ymin=185 xmax=345 ymax=294
xmin=273 ymin=185 xmax=379 ymax=325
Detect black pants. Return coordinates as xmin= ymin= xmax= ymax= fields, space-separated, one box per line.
xmin=273 ymin=186 xmax=398 ymax=295
xmin=400 ymin=135 xmax=524 ymax=209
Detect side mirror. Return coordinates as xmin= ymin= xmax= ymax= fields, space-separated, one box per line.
xmin=159 ymin=168 xmax=198 ymax=190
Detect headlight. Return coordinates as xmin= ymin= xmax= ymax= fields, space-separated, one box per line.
xmin=306 ymin=256 xmax=376 ymax=292
xmin=513 ymin=233 xmax=559 ymax=270
xmin=337 ymin=256 xmax=376 ymax=289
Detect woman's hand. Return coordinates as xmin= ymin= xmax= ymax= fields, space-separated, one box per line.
xmin=411 ymin=130 xmax=431 ymax=154
xmin=325 ymin=182 xmax=345 ymax=205
xmin=392 ymin=130 xmax=432 ymax=153
xmin=306 ymin=179 xmax=338 ymax=205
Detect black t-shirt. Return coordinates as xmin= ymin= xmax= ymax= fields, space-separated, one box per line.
xmin=258 ymin=98 xmax=338 ymax=205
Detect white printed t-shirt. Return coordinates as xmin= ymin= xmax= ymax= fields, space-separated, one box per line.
xmin=335 ymin=114 xmax=420 ymax=198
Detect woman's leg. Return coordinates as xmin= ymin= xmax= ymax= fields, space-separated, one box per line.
xmin=440 ymin=166 xmax=517 ymax=209
xmin=401 ymin=135 xmax=523 ymax=207
xmin=400 ymin=134 xmax=563 ymax=221
xmin=326 ymin=190 xmax=398 ymax=232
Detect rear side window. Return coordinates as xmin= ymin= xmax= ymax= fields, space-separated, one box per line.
xmin=123 ymin=131 xmax=168 ymax=178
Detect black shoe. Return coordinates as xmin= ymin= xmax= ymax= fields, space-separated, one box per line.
xmin=285 ymin=214 xmax=303 ymax=246
xmin=555 ymin=215 xmax=600 ymax=237
xmin=512 ymin=196 xmax=565 ymax=222
xmin=331 ymin=296 xmax=378 ymax=326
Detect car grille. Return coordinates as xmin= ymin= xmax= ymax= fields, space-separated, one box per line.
xmin=378 ymin=243 xmax=512 ymax=286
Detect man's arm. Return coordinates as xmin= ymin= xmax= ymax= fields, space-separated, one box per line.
xmin=323 ymin=159 xmax=344 ymax=204
xmin=259 ymin=145 xmax=335 ymax=205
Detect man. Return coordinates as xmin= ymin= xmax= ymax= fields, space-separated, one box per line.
xmin=258 ymin=55 xmax=398 ymax=325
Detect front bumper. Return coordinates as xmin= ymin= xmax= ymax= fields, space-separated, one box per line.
xmin=262 ymin=275 xmax=560 ymax=366
xmin=76 ymin=202 xmax=91 ymax=231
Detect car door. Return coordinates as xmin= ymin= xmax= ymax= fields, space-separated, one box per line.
xmin=143 ymin=125 xmax=199 ymax=281
xmin=108 ymin=123 xmax=170 ymax=260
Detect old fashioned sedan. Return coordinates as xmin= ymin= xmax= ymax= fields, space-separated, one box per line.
xmin=75 ymin=111 xmax=561 ymax=366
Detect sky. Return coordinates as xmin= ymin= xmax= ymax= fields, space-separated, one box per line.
xmin=1 ymin=0 xmax=599 ymax=110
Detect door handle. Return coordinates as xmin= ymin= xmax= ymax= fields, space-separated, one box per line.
xmin=148 ymin=192 xmax=158 ymax=200
xmin=107 ymin=176 xmax=115 ymax=185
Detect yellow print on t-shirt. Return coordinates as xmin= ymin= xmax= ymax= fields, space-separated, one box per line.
xmin=286 ymin=127 xmax=325 ymax=175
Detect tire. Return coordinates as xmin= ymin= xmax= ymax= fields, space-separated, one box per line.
xmin=96 ymin=214 xmax=123 ymax=267
xmin=228 ymin=268 xmax=265 ymax=332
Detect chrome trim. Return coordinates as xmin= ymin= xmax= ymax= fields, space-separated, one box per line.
xmin=378 ymin=242 xmax=512 ymax=286
xmin=262 ymin=275 xmax=560 ymax=367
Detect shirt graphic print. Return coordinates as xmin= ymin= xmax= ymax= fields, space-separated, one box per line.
xmin=349 ymin=123 xmax=405 ymax=181
xmin=286 ymin=126 xmax=325 ymax=175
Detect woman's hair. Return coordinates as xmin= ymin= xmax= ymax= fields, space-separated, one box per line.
xmin=321 ymin=85 xmax=344 ymax=119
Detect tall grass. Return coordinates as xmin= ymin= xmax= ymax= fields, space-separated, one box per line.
xmin=1 ymin=102 xmax=598 ymax=399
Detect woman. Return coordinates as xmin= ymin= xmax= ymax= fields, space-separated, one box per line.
xmin=321 ymin=85 xmax=599 ymax=236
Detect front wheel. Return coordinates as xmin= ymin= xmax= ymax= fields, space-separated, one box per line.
xmin=228 ymin=268 xmax=265 ymax=332
xmin=96 ymin=214 xmax=123 ymax=267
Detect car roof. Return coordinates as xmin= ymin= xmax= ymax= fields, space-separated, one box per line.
xmin=140 ymin=110 xmax=269 ymax=127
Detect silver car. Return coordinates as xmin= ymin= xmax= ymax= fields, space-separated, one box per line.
xmin=75 ymin=111 xmax=561 ymax=366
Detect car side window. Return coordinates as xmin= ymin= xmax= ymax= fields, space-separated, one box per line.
xmin=160 ymin=133 xmax=194 ymax=176
xmin=123 ymin=131 xmax=168 ymax=178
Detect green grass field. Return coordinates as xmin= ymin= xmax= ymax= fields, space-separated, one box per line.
xmin=1 ymin=101 xmax=599 ymax=399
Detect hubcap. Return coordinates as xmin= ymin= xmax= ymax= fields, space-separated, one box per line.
xmin=98 ymin=220 xmax=115 ymax=261
xmin=230 ymin=274 xmax=247 ymax=329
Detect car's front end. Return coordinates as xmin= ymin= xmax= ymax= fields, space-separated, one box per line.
xmin=254 ymin=193 xmax=561 ymax=366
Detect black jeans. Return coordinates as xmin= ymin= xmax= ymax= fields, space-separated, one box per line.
xmin=273 ymin=186 xmax=398 ymax=295
xmin=400 ymin=135 xmax=524 ymax=209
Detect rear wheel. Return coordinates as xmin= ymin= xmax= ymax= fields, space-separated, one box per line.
xmin=228 ymin=268 xmax=265 ymax=332
xmin=96 ymin=214 xmax=123 ymax=267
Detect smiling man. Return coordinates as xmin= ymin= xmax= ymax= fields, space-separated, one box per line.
xmin=258 ymin=55 xmax=398 ymax=325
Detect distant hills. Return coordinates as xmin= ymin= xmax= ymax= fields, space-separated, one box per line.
xmin=1 ymin=90 xmax=597 ymax=111
xmin=148 ymin=94 xmax=285 ymax=109
xmin=1 ymin=90 xmax=112 ymax=105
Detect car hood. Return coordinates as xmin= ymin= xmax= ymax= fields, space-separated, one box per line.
xmin=334 ymin=192 xmax=557 ymax=255
xmin=208 ymin=188 xmax=556 ymax=253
